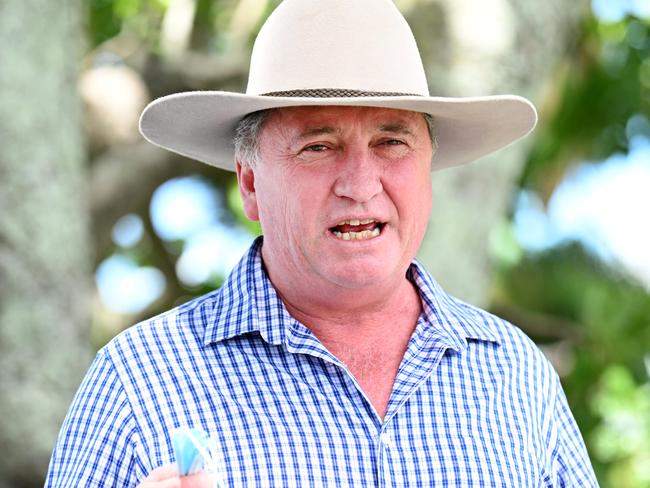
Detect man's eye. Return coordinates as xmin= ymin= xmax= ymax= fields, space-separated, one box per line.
xmin=382 ymin=139 xmax=404 ymax=146
xmin=304 ymin=144 xmax=329 ymax=152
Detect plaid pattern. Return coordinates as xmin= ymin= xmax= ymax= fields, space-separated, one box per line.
xmin=47 ymin=237 xmax=597 ymax=487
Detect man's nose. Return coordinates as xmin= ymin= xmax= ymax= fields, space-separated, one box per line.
xmin=333 ymin=149 xmax=383 ymax=203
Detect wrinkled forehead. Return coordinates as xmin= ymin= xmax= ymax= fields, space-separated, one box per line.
xmin=268 ymin=105 xmax=424 ymax=125
xmin=261 ymin=105 xmax=431 ymax=139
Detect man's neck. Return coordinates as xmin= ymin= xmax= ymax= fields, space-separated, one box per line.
xmin=275 ymin=276 xmax=422 ymax=346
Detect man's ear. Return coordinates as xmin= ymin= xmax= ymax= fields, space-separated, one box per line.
xmin=236 ymin=161 xmax=260 ymax=221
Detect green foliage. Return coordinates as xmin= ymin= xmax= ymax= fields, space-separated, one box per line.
xmin=592 ymin=364 xmax=650 ymax=487
xmin=521 ymin=14 xmax=650 ymax=199
xmin=192 ymin=0 xmax=220 ymax=51
xmin=87 ymin=0 xmax=166 ymax=48
xmin=88 ymin=0 xmax=122 ymax=46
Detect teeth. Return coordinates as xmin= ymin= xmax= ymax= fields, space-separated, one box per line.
xmin=336 ymin=218 xmax=377 ymax=226
xmin=332 ymin=227 xmax=381 ymax=240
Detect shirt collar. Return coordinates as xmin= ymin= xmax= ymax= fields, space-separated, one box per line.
xmin=408 ymin=259 xmax=501 ymax=349
xmin=204 ymin=236 xmax=294 ymax=346
xmin=204 ymin=238 xmax=501 ymax=349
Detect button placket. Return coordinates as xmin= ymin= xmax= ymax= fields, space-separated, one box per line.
xmin=380 ymin=431 xmax=394 ymax=449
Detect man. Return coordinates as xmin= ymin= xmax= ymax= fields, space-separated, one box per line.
xmin=47 ymin=0 xmax=598 ymax=486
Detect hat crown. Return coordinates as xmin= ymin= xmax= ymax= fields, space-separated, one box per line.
xmin=246 ymin=0 xmax=430 ymax=96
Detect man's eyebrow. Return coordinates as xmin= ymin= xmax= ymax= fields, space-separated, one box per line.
xmin=378 ymin=123 xmax=416 ymax=136
xmin=296 ymin=126 xmax=339 ymax=139
xmin=292 ymin=123 xmax=415 ymax=142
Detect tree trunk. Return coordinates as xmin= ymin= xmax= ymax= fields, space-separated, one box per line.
xmin=0 ymin=0 xmax=91 ymax=486
xmin=405 ymin=0 xmax=588 ymax=306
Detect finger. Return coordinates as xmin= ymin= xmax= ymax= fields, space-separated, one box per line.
xmin=142 ymin=464 xmax=179 ymax=481
xmin=181 ymin=471 xmax=214 ymax=488
xmin=137 ymin=479 xmax=181 ymax=488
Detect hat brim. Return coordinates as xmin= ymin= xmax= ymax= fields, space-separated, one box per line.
xmin=139 ymin=91 xmax=537 ymax=172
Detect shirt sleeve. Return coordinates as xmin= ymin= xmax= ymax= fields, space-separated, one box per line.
xmin=45 ymin=349 xmax=147 ymax=487
xmin=542 ymin=373 xmax=600 ymax=487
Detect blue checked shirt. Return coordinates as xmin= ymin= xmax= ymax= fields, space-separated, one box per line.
xmin=47 ymin=238 xmax=597 ymax=486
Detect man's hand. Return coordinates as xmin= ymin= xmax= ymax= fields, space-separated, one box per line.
xmin=138 ymin=464 xmax=214 ymax=488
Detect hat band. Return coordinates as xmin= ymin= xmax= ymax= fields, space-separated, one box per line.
xmin=261 ymin=88 xmax=421 ymax=98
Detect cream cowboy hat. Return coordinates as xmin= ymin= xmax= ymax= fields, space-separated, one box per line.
xmin=139 ymin=0 xmax=537 ymax=171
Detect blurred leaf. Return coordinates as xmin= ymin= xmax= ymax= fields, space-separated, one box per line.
xmin=521 ymin=14 xmax=650 ymax=201
xmin=591 ymin=364 xmax=650 ymax=487
xmin=114 ymin=0 xmax=142 ymax=19
xmin=88 ymin=0 xmax=123 ymax=46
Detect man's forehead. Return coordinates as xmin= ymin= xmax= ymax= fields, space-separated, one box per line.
xmin=265 ymin=105 xmax=426 ymax=135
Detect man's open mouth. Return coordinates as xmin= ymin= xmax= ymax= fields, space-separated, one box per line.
xmin=329 ymin=219 xmax=385 ymax=241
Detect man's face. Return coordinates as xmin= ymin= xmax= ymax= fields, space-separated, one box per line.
xmin=237 ymin=106 xmax=433 ymax=292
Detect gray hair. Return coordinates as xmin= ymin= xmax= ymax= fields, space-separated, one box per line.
xmin=233 ymin=110 xmax=272 ymax=168
xmin=233 ymin=109 xmax=436 ymax=168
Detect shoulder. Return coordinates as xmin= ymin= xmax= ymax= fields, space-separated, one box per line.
xmin=104 ymin=238 xmax=264 ymax=360
xmin=454 ymin=297 xmax=545 ymax=354
xmin=410 ymin=259 xmax=556 ymax=384
xmin=102 ymin=288 xmax=222 ymax=363
xmin=411 ymin=260 xmax=549 ymax=360
xmin=445 ymin=295 xmax=560 ymax=392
